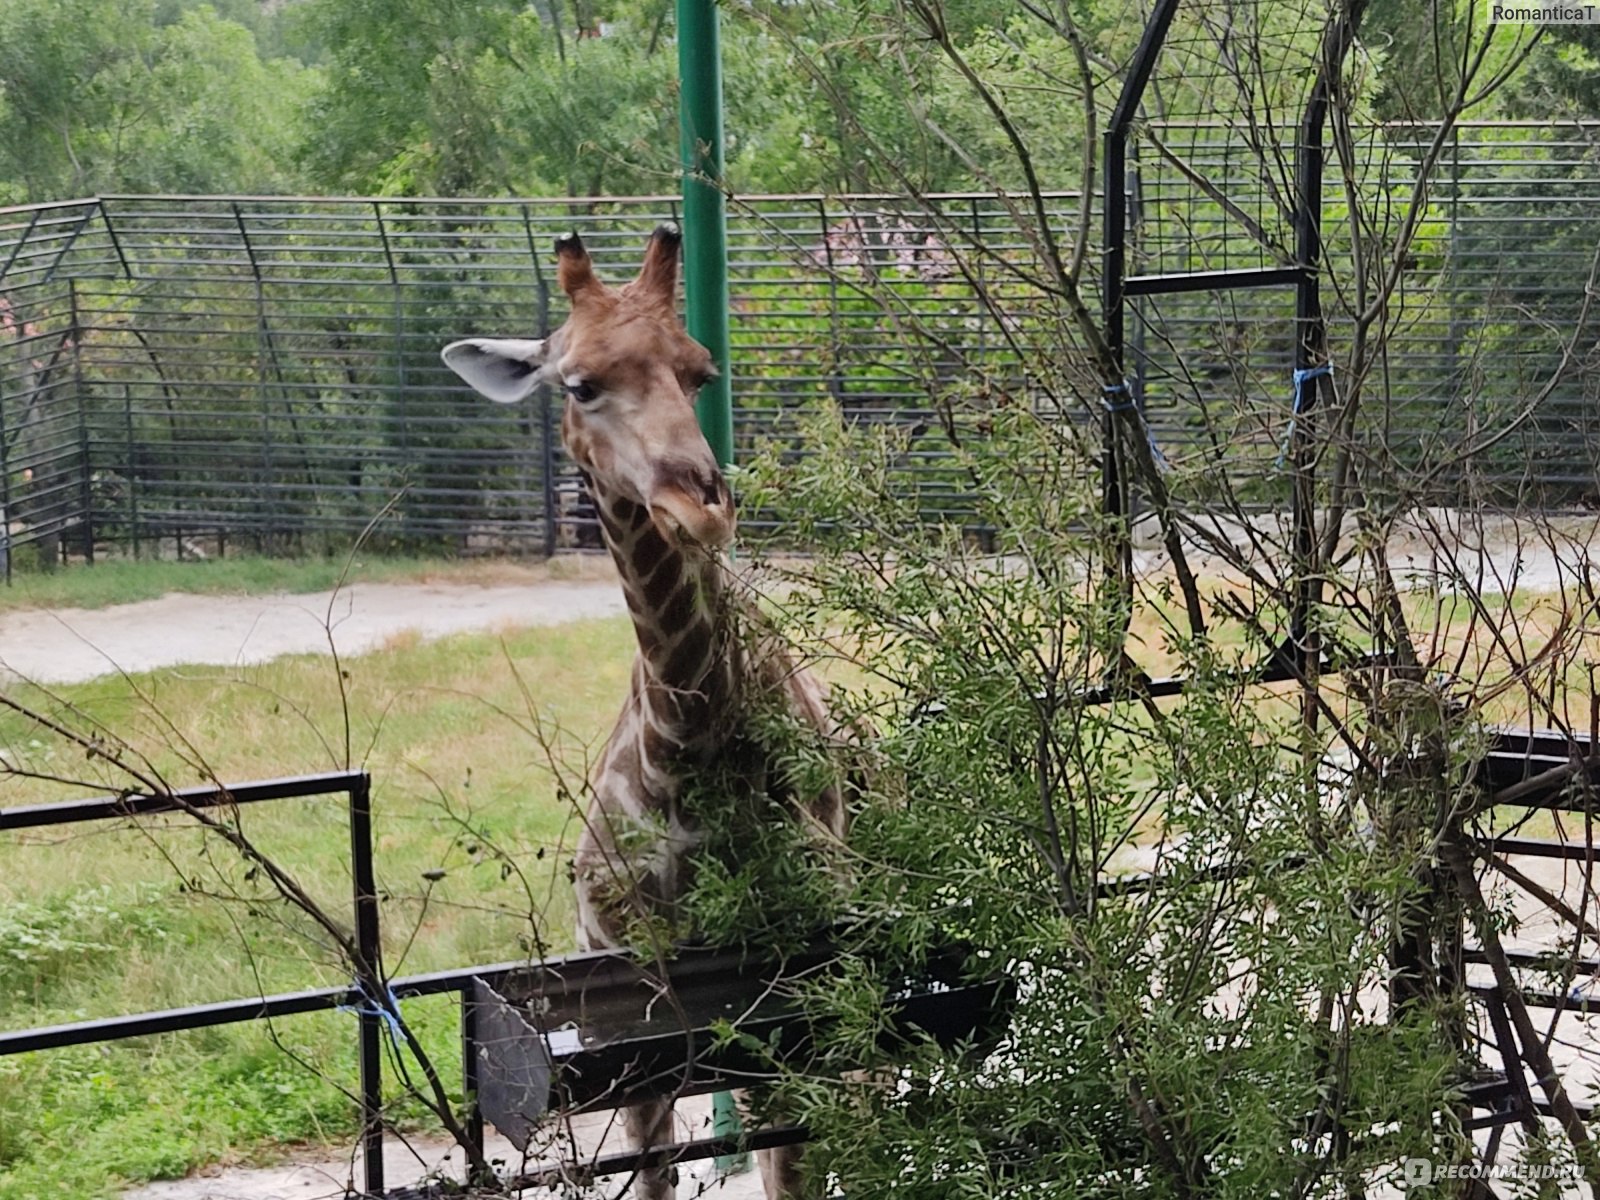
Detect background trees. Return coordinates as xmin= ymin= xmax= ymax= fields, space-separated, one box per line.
xmin=0 ymin=0 xmax=1585 ymax=207
xmin=0 ymin=0 xmax=314 ymax=201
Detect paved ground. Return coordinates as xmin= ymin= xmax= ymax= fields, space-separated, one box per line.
xmin=120 ymin=1097 xmax=767 ymax=1199
xmin=8 ymin=509 xmax=1599 ymax=688
xmin=0 ymin=575 xmax=628 ymax=685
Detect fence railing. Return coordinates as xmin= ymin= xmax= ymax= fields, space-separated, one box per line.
xmin=0 ymin=193 xmax=1054 ymax=572
xmin=2 ymin=128 xmax=1599 ymax=575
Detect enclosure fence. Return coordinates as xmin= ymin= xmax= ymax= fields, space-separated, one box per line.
xmin=1 ymin=122 xmax=1597 ymax=571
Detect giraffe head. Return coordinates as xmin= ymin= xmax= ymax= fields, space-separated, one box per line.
xmin=442 ymin=224 xmax=732 ymax=550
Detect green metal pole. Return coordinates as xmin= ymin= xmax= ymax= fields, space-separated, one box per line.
xmin=678 ymin=0 xmax=748 ymax=1176
xmin=678 ymin=0 xmax=734 ymax=470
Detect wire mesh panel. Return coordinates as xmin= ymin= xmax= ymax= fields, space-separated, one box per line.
xmin=1129 ymin=121 xmax=1600 ymax=503
xmin=1364 ymin=123 xmax=1600 ymax=498
xmin=0 ymin=154 xmax=1597 ymax=572
xmin=0 ymin=278 xmax=89 ymax=572
xmin=1131 ymin=1 xmax=1326 ymax=282
xmin=0 ymin=193 xmax=1071 ymax=561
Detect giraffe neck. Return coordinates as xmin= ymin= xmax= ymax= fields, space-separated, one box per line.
xmin=594 ymin=482 xmax=738 ymax=763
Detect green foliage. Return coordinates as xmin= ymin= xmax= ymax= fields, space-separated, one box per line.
xmin=0 ymin=0 xmax=315 ymax=201
xmin=682 ymin=685 xmax=853 ymax=953
xmin=0 ymin=884 xmax=172 ymax=995
xmin=0 ymin=0 xmax=1595 ymax=205
xmin=713 ymin=398 xmax=1475 ymax=1196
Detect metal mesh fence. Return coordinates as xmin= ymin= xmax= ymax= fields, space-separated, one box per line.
xmin=0 ymin=193 xmax=1059 ymax=569
xmin=1 ymin=125 xmax=1598 ymax=574
xmin=1131 ymin=122 xmax=1600 ymax=499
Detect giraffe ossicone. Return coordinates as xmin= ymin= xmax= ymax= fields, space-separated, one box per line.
xmin=442 ymin=226 xmax=850 ymax=1200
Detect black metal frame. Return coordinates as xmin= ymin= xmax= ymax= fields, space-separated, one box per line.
xmin=0 ymin=770 xmax=1012 ymax=1197
xmin=0 ymin=771 xmax=398 ymax=1192
xmin=1097 ymin=1 xmax=1598 ymax=1182
xmin=1100 ymin=0 xmax=1362 ymax=695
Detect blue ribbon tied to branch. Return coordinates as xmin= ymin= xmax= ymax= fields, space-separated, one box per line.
xmin=340 ymin=978 xmax=406 ymax=1048
xmin=1102 ymin=379 xmax=1169 ymax=472
xmin=1276 ymin=362 xmax=1333 ymax=470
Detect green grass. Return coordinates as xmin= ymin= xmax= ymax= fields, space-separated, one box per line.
xmin=0 ymin=616 xmax=637 ymax=1198
xmin=0 ymin=553 xmax=569 ymax=613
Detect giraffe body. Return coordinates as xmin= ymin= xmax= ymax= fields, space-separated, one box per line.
xmin=443 ymin=227 xmax=847 ymax=1198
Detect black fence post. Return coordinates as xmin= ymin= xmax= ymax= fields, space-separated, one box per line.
xmin=123 ymin=383 xmax=138 ymax=559
xmin=348 ymin=775 xmax=384 ymax=1196
xmin=460 ymin=990 xmax=485 ymax=1182
xmin=540 ymin=385 xmax=556 ymax=558
xmin=522 ymin=208 xmax=558 ymax=559
xmin=0 ymin=374 xmax=10 ymax=586
xmin=69 ymin=280 xmax=93 ymax=565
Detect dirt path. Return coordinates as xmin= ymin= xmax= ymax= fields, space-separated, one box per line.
xmin=119 ymin=1097 xmax=766 ymax=1199
xmin=0 ymin=575 xmax=628 ymax=685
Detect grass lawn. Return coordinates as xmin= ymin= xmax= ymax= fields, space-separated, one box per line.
xmin=0 ymin=614 xmax=637 ymax=1199
xmin=0 ymin=552 xmax=592 ymax=613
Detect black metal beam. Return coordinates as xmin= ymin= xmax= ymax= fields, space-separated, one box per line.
xmin=1123 ymin=266 xmax=1307 ymax=296
xmin=1108 ymin=0 xmax=1183 ymax=137
xmin=0 ymin=770 xmax=369 ymax=831
xmin=504 ymin=1125 xmax=809 ymax=1190
xmin=0 ymin=954 xmax=555 ymax=1057
xmin=0 ymin=986 xmax=351 ymax=1056
xmin=1478 ymin=835 xmax=1600 ymax=862
xmin=1101 ymin=0 xmax=1181 ymax=586
xmin=350 ymin=776 xmax=385 ymax=1196
xmin=1467 ymin=957 xmax=1600 ymax=991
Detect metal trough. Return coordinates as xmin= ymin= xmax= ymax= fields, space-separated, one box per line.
xmin=466 ymin=937 xmax=1015 ymax=1153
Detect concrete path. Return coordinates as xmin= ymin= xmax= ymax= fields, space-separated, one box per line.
xmin=0 ymin=577 xmax=627 ymax=686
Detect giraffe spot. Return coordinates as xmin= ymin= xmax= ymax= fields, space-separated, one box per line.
xmin=632 ymin=526 xmax=673 ymax=579
xmin=612 ymin=496 xmax=643 ymax=527
xmin=660 ymin=577 xmax=701 ymax=632
xmin=634 ymin=620 xmax=661 ymax=658
xmin=643 ymin=554 xmax=686 ymax=610
xmin=644 ymin=678 xmax=701 ymax=731
xmin=599 ymin=503 xmax=630 ymax=544
xmin=661 ymin=620 xmax=712 ymax=684
xmin=641 ymin=720 xmax=682 ymax=765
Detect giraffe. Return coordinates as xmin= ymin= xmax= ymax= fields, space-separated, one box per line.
xmin=442 ymin=225 xmax=850 ymax=1199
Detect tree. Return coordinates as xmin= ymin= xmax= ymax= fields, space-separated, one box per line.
xmin=694 ymin=1 xmax=1600 ymax=1193
xmin=0 ymin=0 xmax=316 ymax=201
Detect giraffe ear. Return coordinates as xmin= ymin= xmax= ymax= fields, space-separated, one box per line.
xmin=629 ymin=223 xmax=681 ymax=309
xmin=556 ymin=231 xmax=604 ymax=302
xmin=441 ymin=338 xmax=549 ymax=404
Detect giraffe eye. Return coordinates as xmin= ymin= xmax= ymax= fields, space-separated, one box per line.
xmin=566 ymin=379 xmax=599 ymax=404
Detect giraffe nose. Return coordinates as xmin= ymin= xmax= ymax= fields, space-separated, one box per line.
xmin=650 ymin=461 xmax=735 ymax=548
xmin=694 ymin=468 xmax=727 ymax=508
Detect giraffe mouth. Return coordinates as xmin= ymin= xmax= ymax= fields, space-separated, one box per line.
xmin=648 ymin=461 xmax=735 ymax=549
xmin=649 ymin=490 xmax=735 ymax=551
